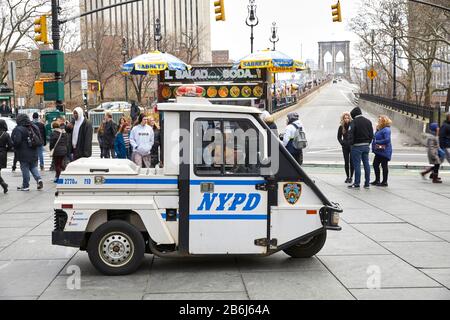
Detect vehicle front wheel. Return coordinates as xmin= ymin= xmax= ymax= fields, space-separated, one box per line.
xmin=283 ymin=231 xmax=327 ymax=258
xmin=87 ymin=220 xmax=145 ymax=275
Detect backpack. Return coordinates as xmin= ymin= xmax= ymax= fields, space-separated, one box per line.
xmin=27 ymin=124 xmax=43 ymax=148
xmin=292 ymin=123 xmax=308 ymax=149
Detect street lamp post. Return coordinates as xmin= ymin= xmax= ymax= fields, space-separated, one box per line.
xmin=371 ymin=30 xmax=375 ymax=95
xmin=121 ymin=37 xmax=129 ymax=102
xmin=154 ymin=18 xmax=162 ymax=51
xmin=154 ymin=18 xmax=162 ymax=103
xmin=269 ymin=22 xmax=279 ymax=51
xmin=269 ymin=22 xmax=279 ymax=111
xmin=246 ymin=0 xmax=259 ymax=54
xmin=390 ymin=12 xmax=399 ymax=100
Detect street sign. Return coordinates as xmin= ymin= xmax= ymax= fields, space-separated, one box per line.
xmin=81 ymin=69 xmax=88 ymax=90
xmin=18 ymin=97 xmax=25 ymax=107
xmin=7 ymin=61 xmax=16 ymax=81
xmin=367 ymin=69 xmax=377 ymax=80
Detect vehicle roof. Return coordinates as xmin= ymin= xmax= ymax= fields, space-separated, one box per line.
xmin=158 ymin=97 xmax=262 ymax=114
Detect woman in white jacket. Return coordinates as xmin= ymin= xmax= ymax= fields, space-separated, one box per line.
xmin=130 ymin=114 xmax=154 ymax=168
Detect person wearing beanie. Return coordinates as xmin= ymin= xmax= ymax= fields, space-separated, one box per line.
xmin=282 ymin=112 xmax=305 ymax=165
xmin=347 ymin=107 xmax=374 ymax=189
xmin=11 ymin=114 xmax=43 ymax=191
xmin=32 ymin=112 xmax=46 ymax=170
xmin=421 ymin=123 xmax=443 ymax=183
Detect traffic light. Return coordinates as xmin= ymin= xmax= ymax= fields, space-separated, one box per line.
xmin=34 ymin=15 xmax=49 ymax=44
xmin=331 ymin=1 xmax=342 ymax=23
xmin=214 ymin=0 xmax=225 ymax=21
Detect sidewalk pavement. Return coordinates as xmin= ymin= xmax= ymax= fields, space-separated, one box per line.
xmin=0 ymin=167 xmax=449 ymax=300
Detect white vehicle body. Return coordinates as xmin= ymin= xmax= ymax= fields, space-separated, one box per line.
xmin=53 ymin=98 xmax=342 ymax=275
xmin=0 ymin=116 xmax=16 ymax=136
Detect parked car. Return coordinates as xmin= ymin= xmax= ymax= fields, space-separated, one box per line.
xmin=0 ymin=116 xmax=16 ymax=136
xmin=91 ymin=101 xmax=131 ymax=113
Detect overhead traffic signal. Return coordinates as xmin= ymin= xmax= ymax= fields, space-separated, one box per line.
xmin=34 ymin=15 xmax=49 ymax=44
xmin=214 ymin=0 xmax=226 ymax=21
xmin=331 ymin=1 xmax=342 ymax=23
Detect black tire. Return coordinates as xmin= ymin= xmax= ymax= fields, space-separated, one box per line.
xmin=87 ymin=220 xmax=145 ymax=275
xmin=283 ymin=231 xmax=327 ymax=258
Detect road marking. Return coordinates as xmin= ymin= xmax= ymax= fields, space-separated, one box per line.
xmin=340 ymin=90 xmax=354 ymax=105
xmin=307 ymin=148 xmax=342 ymax=154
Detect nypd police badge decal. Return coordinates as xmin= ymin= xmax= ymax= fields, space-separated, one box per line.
xmin=283 ymin=183 xmax=302 ymax=205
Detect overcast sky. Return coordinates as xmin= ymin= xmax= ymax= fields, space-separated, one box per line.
xmin=210 ymin=0 xmax=362 ymax=65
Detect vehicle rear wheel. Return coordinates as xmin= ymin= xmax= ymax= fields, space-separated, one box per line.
xmin=283 ymin=231 xmax=327 ymax=258
xmin=87 ymin=220 xmax=145 ymax=275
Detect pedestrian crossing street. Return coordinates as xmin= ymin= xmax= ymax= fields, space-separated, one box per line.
xmin=5 ymin=145 xmax=102 ymax=171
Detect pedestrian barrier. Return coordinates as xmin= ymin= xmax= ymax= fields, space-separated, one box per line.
xmin=359 ymin=94 xmax=434 ymax=122
xmin=272 ymin=79 xmax=331 ymax=113
xmin=65 ymin=111 xmax=125 ymax=129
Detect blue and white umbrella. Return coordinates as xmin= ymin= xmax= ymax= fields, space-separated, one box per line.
xmin=122 ymin=50 xmax=191 ymax=75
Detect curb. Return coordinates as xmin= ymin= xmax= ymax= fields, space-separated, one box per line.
xmin=302 ymin=163 xmax=449 ymax=171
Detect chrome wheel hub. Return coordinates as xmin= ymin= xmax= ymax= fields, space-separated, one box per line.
xmin=99 ymin=232 xmax=134 ymax=267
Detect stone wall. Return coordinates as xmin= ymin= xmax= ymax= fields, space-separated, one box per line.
xmin=359 ymin=99 xmax=428 ymax=145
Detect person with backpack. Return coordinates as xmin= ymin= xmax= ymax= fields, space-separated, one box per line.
xmin=282 ymin=112 xmax=306 ymax=165
xmin=103 ymin=112 xmax=117 ymax=158
xmin=421 ymin=123 xmax=443 ymax=183
xmin=11 ymin=114 xmax=43 ymax=191
xmin=49 ymin=121 xmax=69 ymax=183
xmin=32 ymin=112 xmax=47 ymax=171
xmin=130 ymin=101 xmax=140 ymax=124
xmin=0 ymin=119 xmax=13 ymax=193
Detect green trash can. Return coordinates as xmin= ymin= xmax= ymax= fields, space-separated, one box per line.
xmin=45 ymin=110 xmax=65 ymax=141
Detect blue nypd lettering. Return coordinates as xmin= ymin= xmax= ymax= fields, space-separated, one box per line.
xmin=196 ymin=193 xmax=261 ymax=211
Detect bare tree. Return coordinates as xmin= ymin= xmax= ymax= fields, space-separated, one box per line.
xmin=350 ymin=0 xmax=449 ymax=106
xmin=81 ymin=21 xmax=122 ymax=101
xmin=0 ymin=0 xmax=47 ymax=82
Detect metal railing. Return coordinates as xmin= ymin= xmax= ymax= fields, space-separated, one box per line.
xmin=272 ymin=79 xmax=331 ymax=113
xmin=65 ymin=111 xmax=125 ymax=129
xmin=359 ymin=94 xmax=434 ymax=121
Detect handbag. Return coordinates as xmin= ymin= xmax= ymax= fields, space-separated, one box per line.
xmin=374 ymin=144 xmax=386 ymax=150
xmin=50 ymin=131 xmax=63 ymax=157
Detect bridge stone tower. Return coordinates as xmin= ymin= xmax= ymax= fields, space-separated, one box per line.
xmin=318 ymin=41 xmax=350 ymax=78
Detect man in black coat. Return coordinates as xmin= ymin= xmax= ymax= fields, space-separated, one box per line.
xmin=103 ymin=112 xmax=117 ymax=158
xmin=66 ymin=106 xmax=93 ymax=161
xmin=0 ymin=101 xmax=10 ymax=116
xmin=439 ymin=113 xmax=450 ymax=164
xmin=130 ymin=101 xmax=140 ymax=125
xmin=11 ymin=114 xmax=43 ymax=191
xmin=32 ymin=112 xmax=46 ymax=170
xmin=0 ymin=119 xmax=13 ymax=193
xmin=348 ymin=107 xmax=374 ymax=189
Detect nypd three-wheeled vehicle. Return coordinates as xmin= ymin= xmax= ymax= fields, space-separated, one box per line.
xmin=52 ymin=95 xmax=342 ymax=275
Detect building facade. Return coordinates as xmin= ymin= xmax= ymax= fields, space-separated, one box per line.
xmin=79 ymin=0 xmax=212 ymax=62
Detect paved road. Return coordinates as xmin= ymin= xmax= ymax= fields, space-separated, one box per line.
xmin=0 ymin=168 xmax=449 ymax=300
xmin=276 ymin=81 xmax=440 ymax=168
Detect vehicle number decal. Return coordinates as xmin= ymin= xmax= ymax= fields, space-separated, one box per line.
xmin=64 ymin=178 xmax=77 ymax=185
